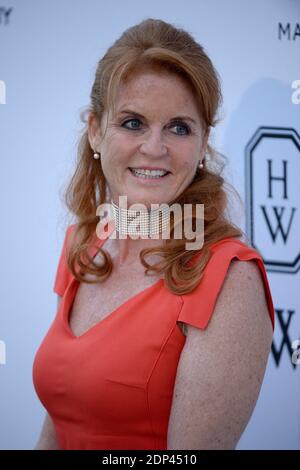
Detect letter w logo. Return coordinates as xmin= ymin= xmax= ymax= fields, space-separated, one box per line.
xmin=260 ymin=206 xmax=296 ymax=243
xmin=271 ymin=309 xmax=298 ymax=369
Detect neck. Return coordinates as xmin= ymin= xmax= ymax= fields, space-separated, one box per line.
xmin=108 ymin=197 xmax=170 ymax=266
xmin=111 ymin=198 xmax=170 ymax=237
xmin=110 ymin=236 xmax=163 ymax=267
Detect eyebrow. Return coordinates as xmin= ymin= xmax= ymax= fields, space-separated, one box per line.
xmin=117 ymin=108 xmax=198 ymax=125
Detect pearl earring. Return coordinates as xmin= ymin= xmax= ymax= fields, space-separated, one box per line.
xmin=198 ymin=160 xmax=204 ymax=169
xmin=93 ymin=151 xmax=100 ymax=160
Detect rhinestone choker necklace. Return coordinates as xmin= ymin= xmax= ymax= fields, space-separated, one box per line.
xmin=111 ymin=200 xmax=170 ymax=237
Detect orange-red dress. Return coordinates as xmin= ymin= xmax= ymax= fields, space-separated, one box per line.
xmin=32 ymin=224 xmax=275 ymax=450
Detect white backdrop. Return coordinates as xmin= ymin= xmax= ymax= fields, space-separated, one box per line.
xmin=0 ymin=0 xmax=299 ymax=450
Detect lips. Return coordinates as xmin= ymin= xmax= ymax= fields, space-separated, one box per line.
xmin=127 ymin=167 xmax=171 ymax=181
xmin=128 ymin=167 xmax=171 ymax=174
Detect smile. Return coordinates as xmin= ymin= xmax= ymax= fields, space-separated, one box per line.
xmin=128 ymin=167 xmax=171 ymax=179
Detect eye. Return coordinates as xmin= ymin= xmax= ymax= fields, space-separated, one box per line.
xmin=170 ymin=121 xmax=191 ymax=136
xmin=121 ymin=117 xmax=191 ymax=135
xmin=121 ymin=118 xmax=142 ymax=131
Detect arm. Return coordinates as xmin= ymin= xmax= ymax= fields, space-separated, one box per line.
xmin=167 ymin=259 xmax=273 ymax=449
xmin=34 ymin=295 xmax=62 ymax=450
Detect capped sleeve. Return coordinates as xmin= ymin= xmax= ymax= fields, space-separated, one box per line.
xmin=177 ymin=239 xmax=275 ymax=332
xmin=53 ymin=224 xmax=75 ymax=297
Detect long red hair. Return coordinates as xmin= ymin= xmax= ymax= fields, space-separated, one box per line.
xmin=62 ymin=18 xmax=245 ymax=294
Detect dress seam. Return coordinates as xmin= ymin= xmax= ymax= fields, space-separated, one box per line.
xmin=145 ymin=298 xmax=184 ymax=449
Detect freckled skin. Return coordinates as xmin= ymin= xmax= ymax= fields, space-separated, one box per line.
xmin=81 ymin=70 xmax=208 ymax=339
xmin=35 ymin=70 xmax=208 ymax=448
xmin=35 ymin=71 xmax=273 ymax=450
xmin=167 ymin=260 xmax=273 ymax=449
xmin=88 ymin=70 xmax=207 ymax=208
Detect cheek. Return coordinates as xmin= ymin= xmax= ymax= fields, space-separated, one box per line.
xmin=100 ymin=149 xmax=128 ymax=185
xmin=178 ymin=159 xmax=197 ymax=173
xmin=173 ymin=142 xmax=199 ymax=170
xmin=101 ymin=133 xmax=136 ymax=164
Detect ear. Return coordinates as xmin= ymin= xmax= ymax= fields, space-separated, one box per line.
xmin=87 ymin=112 xmax=102 ymax=152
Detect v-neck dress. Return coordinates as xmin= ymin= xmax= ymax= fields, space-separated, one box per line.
xmin=32 ymin=224 xmax=275 ymax=450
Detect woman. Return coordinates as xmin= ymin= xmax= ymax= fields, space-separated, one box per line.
xmin=33 ymin=18 xmax=275 ymax=450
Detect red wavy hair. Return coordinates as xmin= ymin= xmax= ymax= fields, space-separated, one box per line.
xmin=62 ymin=18 xmax=246 ymax=294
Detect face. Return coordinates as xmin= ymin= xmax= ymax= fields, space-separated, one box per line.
xmin=88 ymin=70 xmax=208 ymax=208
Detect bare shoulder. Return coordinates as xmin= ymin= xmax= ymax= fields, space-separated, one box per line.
xmin=167 ymin=259 xmax=273 ymax=449
xmin=187 ymin=258 xmax=273 ymax=342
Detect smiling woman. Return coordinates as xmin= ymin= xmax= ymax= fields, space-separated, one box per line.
xmin=32 ymin=18 xmax=275 ymax=450
xmin=88 ymin=70 xmax=206 ymax=208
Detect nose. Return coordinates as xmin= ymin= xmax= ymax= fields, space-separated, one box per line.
xmin=139 ymin=127 xmax=168 ymax=158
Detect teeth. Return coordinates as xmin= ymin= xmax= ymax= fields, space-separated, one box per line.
xmin=130 ymin=168 xmax=168 ymax=178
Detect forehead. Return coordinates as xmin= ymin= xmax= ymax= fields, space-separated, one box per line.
xmin=113 ymin=70 xmax=200 ymax=117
